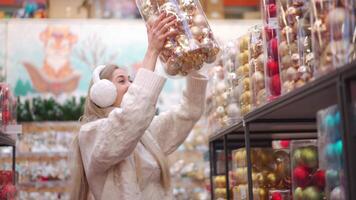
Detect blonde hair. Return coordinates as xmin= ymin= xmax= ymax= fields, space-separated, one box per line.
xmin=70 ymin=65 xmax=170 ymax=200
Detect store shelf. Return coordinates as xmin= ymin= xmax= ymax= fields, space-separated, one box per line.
xmin=209 ymin=61 xmax=356 ymax=141
xmin=0 ymin=133 xmax=15 ymax=146
xmin=0 ymin=152 xmax=68 ymax=162
xmin=22 ymin=122 xmax=80 ymax=134
xmin=209 ymin=61 xmax=356 ymax=200
xmin=18 ymin=180 xmax=68 ymax=193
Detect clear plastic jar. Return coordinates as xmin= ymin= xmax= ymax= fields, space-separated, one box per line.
xmin=223 ymin=40 xmax=241 ymax=124
xmin=262 ymin=0 xmax=281 ymax=101
xmin=278 ymin=0 xmax=314 ymax=94
xmin=206 ymin=62 xmax=229 ymax=135
xmin=136 ymin=0 xmax=220 ymax=76
xmin=236 ymin=35 xmax=252 ymax=115
xmin=249 ymin=25 xmax=266 ymax=109
xmin=311 ymin=0 xmax=355 ymax=77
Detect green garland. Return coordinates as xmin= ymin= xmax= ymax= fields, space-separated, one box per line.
xmin=17 ymin=97 xmax=85 ymax=122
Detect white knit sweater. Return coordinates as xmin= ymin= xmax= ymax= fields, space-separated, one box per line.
xmin=78 ymin=68 xmax=208 ymax=200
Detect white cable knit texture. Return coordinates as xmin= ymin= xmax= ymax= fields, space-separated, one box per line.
xmin=78 ymin=68 xmax=207 ymax=200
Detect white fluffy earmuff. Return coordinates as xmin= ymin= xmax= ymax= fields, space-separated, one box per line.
xmin=89 ymin=65 xmax=118 ymax=108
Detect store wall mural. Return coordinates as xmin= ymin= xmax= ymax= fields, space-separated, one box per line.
xmin=0 ymin=19 xmax=256 ymax=111
xmin=5 ymin=20 xmax=148 ymax=97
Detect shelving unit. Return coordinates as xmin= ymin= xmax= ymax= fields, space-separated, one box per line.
xmin=209 ymin=61 xmax=356 ymax=200
xmin=0 ymin=124 xmax=22 ymax=184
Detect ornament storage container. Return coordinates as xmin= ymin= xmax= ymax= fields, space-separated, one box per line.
xmin=136 ymin=0 xmax=220 ymax=76
xmin=317 ymin=105 xmax=346 ymax=200
xmin=310 ymin=0 xmax=355 ymax=77
xmin=277 ymin=0 xmax=314 ymax=94
xmin=236 ymin=35 xmax=252 ymax=115
xmin=223 ymin=40 xmax=241 ymax=124
xmin=231 ymin=148 xmax=291 ymax=200
xmin=262 ymin=0 xmax=281 ymax=101
xmin=291 ymin=140 xmax=325 ymax=200
xmin=0 ymin=83 xmax=17 ymax=126
xmin=207 ymin=61 xmax=231 ymax=134
xmin=249 ymin=25 xmax=266 ymax=108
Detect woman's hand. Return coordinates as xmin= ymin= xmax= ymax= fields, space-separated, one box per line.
xmin=143 ymin=13 xmax=178 ymax=71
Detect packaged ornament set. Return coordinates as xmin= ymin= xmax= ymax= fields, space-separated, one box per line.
xmin=136 ymin=0 xmax=220 ymax=76
xmin=230 ymin=148 xmax=291 ymax=200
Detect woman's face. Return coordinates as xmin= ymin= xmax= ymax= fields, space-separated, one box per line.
xmin=111 ymin=68 xmax=132 ymax=107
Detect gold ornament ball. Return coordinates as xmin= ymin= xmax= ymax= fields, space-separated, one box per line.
xmin=193 ymin=14 xmax=206 ymax=26
xmin=243 ymin=64 xmax=250 ymax=77
xmin=266 ymin=172 xmax=280 ymax=188
xmin=240 ymin=91 xmax=252 ymax=104
xmin=259 ymin=188 xmax=268 ymax=200
xmin=191 ymin=26 xmax=202 ymax=37
xmin=242 ymin=78 xmax=251 ymax=91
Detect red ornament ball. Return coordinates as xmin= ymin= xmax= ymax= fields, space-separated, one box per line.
xmin=312 ymin=170 xmax=326 ymax=190
xmin=293 ymin=166 xmax=310 ymax=188
xmin=270 ymin=74 xmax=281 ymax=96
xmin=268 ymin=4 xmax=277 ymax=18
xmin=265 ymin=27 xmax=276 ymax=41
xmin=269 ymin=38 xmax=279 ymax=59
xmin=271 ymin=191 xmax=282 ymax=200
xmin=267 ymin=59 xmax=279 ymax=76
xmin=280 ymin=140 xmax=290 ymax=148
xmin=0 ymin=184 xmax=16 ymax=200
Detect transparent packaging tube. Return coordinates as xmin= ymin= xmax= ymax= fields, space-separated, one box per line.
xmin=136 ymin=0 xmax=220 ymax=76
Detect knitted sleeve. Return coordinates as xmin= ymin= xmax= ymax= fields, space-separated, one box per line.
xmin=148 ymin=72 xmax=208 ymax=155
xmin=79 ymin=68 xmax=166 ymax=173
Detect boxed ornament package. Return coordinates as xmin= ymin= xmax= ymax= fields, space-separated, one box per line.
xmin=310 ymin=0 xmax=355 ymax=77
xmin=277 ymin=0 xmax=314 ymax=94
xmin=222 ymin=40 xmax=241 ymax=124
xmin=249 ymin=25 xmax=266 ymax=109
xmin=262 ymin=0 xmax=281 ymax=101
xmin=317 ymin=105 xmax=346 ymax=200
xmin=136 ymin=0 xmax=220 ymax=76
xmin=290 ymin=140 xmax=325 ymax=200
xmin=236 ymin=35 xmax=252 ymax=115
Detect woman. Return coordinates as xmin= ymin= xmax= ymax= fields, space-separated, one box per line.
xmin=70 ymin=13 xmax=208 ymax=200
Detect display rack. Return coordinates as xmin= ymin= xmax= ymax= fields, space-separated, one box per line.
xmin=209 ymin=61 xmax=356 ymax=200
xmin=0 ymin=124 xmax=22 ymax=184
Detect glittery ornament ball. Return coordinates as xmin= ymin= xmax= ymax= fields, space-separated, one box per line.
xmin=302 ymin=186 xmax=322 ymax=200
xmin=270 ymin=191 xmax=282 ymax=200
xmin=270 ymin=40 xmax=279 ymax=60
xmin=265 ymin=27 xmax=276 ymax=41
xmin=293 ymin=165 xmax=310 ymax=188
xmin=270 ymin=74 xmax=281 ymax=96
xmin=334 ymin=111 xmax=341 ymax=125
xmin=324 ymin=114 xmax=335 ymax=127
xmin=267 ymin=59 xmax=279 ymax=76
xmin=334 ymin=140 xmax=343 ymax=157
xmin=325 ymin=143 xmax=337 ymax=161
xmin=268 ymin=3 xmax=277 ymax=17
xmin=330 ymin=186 xmax=345 ymax=200
xmin=293 ymin=148 xmax=303 ymax=165
xmin=326 ymin=169 xmax=340 ymax=188
xmin=301 ymin=147 xmax=318 ymax=170
xmin=312 ymin=170 xmax=326 ymax=190
xmin=293 ymin=187 xmax=304 ymax=200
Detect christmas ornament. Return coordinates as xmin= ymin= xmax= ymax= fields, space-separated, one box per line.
xmin=326 ymin=169 xmax=340 ymax=188
xmin=269 ymin=38 xmax=279 ymax=59
xmin=301 ymin=147 xmax=318 ymax=170
xmin=330 ymin=186 xmax=345 ymax=200
xmin=302 ymin=186 xmax=322 ymax=200
xmin=294 ymin=187 xmax=304 ymax=200
xmin=293 ymin=166 xmax=310 ymax=188
xmin=268 ymin=3 xmax=277 ymax=17
xmin=312 ymin=170 xmax=326 ymax=190
xmin=270 ymin=74 xmax=281 ymax=96
xmin=267 ymin=59 xmax=279 ymax=76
